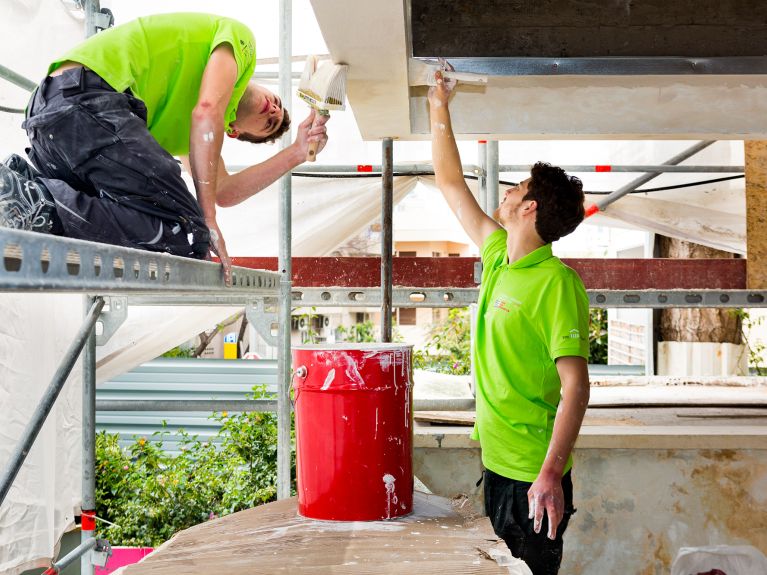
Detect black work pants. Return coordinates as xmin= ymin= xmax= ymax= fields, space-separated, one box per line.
xmin=23 ymin=67 xmax=209 ymax=258
xmin=484 ymin=468 xmax=575 ymax=575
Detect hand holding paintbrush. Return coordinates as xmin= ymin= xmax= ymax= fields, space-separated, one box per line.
xmin=297 ymin=55 xmax=348 ymax=162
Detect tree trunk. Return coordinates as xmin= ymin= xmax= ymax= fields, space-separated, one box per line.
xmin=657 ymin=237 xmax=742 ymax=344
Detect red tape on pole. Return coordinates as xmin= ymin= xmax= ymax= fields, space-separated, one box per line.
xmin=81 ymin=510 xmax=96 ymax=531
xmin=357 ymin=165 xmax=373 ymax=172
xmin=595 ymin=165 xmax=612 ymax=172
xmin=585 ymin=204 xmax=600 ymax=218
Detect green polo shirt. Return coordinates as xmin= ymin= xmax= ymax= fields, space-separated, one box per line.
xmin=472 ymin=229 xmax=589 ymax=482
xmin=49 ymin=13 xmax=256 ymax=156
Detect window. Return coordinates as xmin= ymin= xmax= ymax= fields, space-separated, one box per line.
xmin=398 ymin=308 xmax=417 ymax=325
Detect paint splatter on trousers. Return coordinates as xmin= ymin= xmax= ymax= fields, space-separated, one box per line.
xmin=483 ymin=468 xmax=575 ymax=575
xmin=23 ymin=67 xmax=209 ymax=258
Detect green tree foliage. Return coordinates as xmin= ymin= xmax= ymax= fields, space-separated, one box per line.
xmin=337 ymin=320 xmax=377 ymax=343
xmin=95 ymin=386 xmax=292 ymax=546
xmin=414 ymin=308 xmax=471 ymax=375
xmin=588 ymin=308 xmax=608 ymax=365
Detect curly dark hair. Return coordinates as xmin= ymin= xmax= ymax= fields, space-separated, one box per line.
xmin=522 ymin=162 xmax=585 ymax=244
xmin=236 ymin=107 xmax=292 ymax=145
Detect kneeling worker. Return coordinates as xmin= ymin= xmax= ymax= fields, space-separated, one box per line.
xmin=0 ymin=12 xmax=328 ymax=284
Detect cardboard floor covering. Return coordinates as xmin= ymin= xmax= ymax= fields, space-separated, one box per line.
xmin=115 ymin=492 xmax=517 ymax=574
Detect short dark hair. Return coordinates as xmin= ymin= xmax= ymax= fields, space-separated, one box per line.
xmin=523 ymin=162 xmax=585 ymax=243
xmin=237 ymin=107 xmax=292 ymax=145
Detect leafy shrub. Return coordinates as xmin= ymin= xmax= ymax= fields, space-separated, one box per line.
xmin=588 ymin=308 xmax=608 ymax=365
xmin=414 ymin=308 xmax=471 ymax=375
xmin=336 ymin=320 xmax=377 ymax=343
xmin=95 ymin=386 xmax=293 ymax=546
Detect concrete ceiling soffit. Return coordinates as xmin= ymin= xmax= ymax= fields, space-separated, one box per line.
xmin=312 ymin=0 xmax=767 ymax=140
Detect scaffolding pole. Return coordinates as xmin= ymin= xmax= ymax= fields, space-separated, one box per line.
xmin=381 ymin=137 xmax=394 ymax=342
xmin=477 ymin=141 xmax=488 ymax=212
xmin=486 ymin=141 xmax=499 ymax=213
xmin=590 ymin=141 xmax=716 ymax=214
xmin=81 ymin=295 xmax=98 ymax=575
xmin=0 ymin=297 xmax=104 ymax=507
xmin=276 ymin=0 xmax=292 ymax=501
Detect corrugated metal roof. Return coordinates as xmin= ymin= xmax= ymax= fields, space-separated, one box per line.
xmin=96 ymin=358 xmax=277 ymax=454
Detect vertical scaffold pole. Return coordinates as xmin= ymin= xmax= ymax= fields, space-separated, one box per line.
xmin=478 ymin=140 xmax=488 ymax=213
xmin=381 ymin=137 xmax=394 ymax=343
xmin=82 ymin=4 xmax=100 ymax=573
xmin=81 ymin=296 xmax=98 ymax=575
xmin=276 ymin=0 xmax=293 ymax=500
xmin=486 ymin=140 xmax=499 ymax=215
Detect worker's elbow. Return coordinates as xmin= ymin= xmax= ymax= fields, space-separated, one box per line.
xmin=192 ymin=101 xmax=223 ymax=125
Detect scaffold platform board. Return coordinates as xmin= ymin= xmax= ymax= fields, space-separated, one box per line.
xmin=114 ymin=492 xmax=515 ymax=574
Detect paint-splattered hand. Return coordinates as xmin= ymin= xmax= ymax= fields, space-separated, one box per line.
xmin=206 ymin=221 xmax=232 ymax=287
xmin=527 ymin=473 xmax=565 ymax=540
xmin=427 ymin=58 xmax=457 ymax=108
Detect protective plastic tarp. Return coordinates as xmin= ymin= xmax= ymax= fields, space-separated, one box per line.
xmin=0 ymin=175 xmax=417 ymax=574
xmin=671 ymin=545 xmax=767 ymax=575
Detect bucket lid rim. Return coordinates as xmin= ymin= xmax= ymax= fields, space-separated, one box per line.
xmin=292 ymin=343 xmax=414 ymax=351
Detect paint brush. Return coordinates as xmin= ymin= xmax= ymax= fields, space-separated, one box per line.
xmin=297 ymin=55 xmax=348 ymax=162
xmin=408 ymin=59 xmax=488 ymax=87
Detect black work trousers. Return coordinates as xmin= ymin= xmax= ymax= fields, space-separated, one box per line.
xmin=23 ymin=67 xmax=209 ymax=258
xmin=484 ymin=468 xmax=575 ymax=575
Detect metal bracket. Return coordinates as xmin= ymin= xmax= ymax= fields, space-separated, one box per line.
xmin=93 ymin=8 xmax=114 ymax=31
xmin=473 ymin=261 xmax=483 ymax=284
xmin=246 ymin=297 xmax=279 ymax=347
xmin=96 ymin=296 xmax=128 ymax=346
xmin=91 ymin=539 xmax=112 ymax=568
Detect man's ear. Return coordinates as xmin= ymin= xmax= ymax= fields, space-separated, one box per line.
xmin=523 ymin=199 xmax=537 ymax=213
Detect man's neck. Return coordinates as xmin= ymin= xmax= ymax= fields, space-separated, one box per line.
xmin=505 ymin=228 xmax=546 ymax=264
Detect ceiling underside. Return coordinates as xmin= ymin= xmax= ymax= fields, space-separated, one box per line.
xmin=310 ymin=0 xmax=767 ymax=140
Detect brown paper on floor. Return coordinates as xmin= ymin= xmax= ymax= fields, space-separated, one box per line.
xmin=115 ymin=492 xmax=515 ymax=574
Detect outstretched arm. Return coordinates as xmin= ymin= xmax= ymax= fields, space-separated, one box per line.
xmin=428 ymin=70 xmax=500 ymax=248
xmin=527 ymin=356 xmax=590 ymax=540
xmin=214 ymin=110 xmax=328 ymax=207
xmin=189 ymin=43 xmax=238 ymax=284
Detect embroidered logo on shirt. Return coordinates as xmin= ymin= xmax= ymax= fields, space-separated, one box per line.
xmin=562 ymin=328 xmax=584 ymax=341
xmin=240 ymin=39 xmax=255 ymax=60
xmin=493 ymin=296 xmax=521 ymax=313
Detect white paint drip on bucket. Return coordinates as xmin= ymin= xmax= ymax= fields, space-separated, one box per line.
xmin=383 ymin=473 xmax=398 ymax=519
xmin=321 ymin=368 xmax=335 ymax=390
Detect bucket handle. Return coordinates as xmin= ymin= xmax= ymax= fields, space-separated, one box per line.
xmin=291 ymin=365 xmax=307 ymax=406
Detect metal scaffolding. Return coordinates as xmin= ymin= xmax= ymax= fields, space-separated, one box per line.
xmin=2 ymin=3 xmax=767 ymax=575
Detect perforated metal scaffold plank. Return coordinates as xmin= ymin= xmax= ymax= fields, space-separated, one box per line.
xmin=0 ymin=229 xmax=278 ymax=294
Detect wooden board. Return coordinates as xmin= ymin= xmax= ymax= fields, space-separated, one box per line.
xmin=116 ymin=492 xmax=515 ymax=574
xmin=414 ymin=407 xmax=767 ymax=428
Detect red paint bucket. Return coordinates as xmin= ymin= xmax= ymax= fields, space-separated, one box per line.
xmin=292 ymin=344 xmax=413 ymax=521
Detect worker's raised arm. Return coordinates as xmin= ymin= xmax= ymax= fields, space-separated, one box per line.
xmin=189 ymin=43 xmax=238 ymax=284
xmin=429 ymin=70 xmax=500 ymax=248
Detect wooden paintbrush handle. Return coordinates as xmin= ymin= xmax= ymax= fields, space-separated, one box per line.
xmin=306 ymin=141 xmax=319 ymax=162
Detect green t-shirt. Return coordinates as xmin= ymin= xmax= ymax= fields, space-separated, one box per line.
xmin=472 ymin=229 xmax=589 ymax=482
xmin=49 ymin=13 xmax=256 ymax=156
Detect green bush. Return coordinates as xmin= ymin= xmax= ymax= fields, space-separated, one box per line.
xmin=588 ymin=308 xmax=608 ymax=365
xmin=414 ymin=308 xmax=471 ymax=375
xmin=95 ymin=386 xmax=292 ymax=546
xmin=337 ymin=320 xmax=377 ymax=343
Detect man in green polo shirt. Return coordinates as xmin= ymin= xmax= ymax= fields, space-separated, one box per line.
xmin=428 ymin=69 xmax=591 ymax=575
xmin=0 ymin=13 xmax=328 ymax=285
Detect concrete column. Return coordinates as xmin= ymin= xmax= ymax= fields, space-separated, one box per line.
xmin=745 ymin=141 xmax=767 ymax=289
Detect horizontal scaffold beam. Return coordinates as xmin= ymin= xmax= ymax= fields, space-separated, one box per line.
xmin=0 ymin=229 xmax=279 ymax=294
xmin=231 ymin=256 xmax=747 ymax=290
